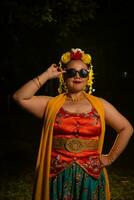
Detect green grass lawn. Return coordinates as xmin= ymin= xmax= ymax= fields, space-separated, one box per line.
xmin=0 ymin=162 xmax=134 ymax=200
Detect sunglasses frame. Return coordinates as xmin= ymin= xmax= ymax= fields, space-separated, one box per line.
xmin=65 ymin=68 xmax=89 ymax=78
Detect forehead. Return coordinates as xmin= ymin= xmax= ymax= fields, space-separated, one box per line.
xmin=66 ymin=60 xmax=88 ymax=69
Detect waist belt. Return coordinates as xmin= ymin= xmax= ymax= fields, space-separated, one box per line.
xmin=52 ymin=137 xmax=99 ymax=153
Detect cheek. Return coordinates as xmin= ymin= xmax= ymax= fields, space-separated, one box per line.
xmin=65 ymin=79 xmax=73 ymax=86
xmin=84 ymin=78 xmax=88 ymax=85
xmin=65 ymin=79 xmax=88 ymax=89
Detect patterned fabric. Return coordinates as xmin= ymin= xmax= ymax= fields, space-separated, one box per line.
xmin=32 ymin=93 xmax=110 ymax=200
xmin=50 ymin=163 xmax=106 ymax=200
xmin=54 ymin=107 xmax=101 ymax=137
xmin=50 ymin=107 xmax=102 ymax=179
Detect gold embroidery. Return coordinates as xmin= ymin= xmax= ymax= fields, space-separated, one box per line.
xmin=53 ymin=138 xmax=99 ymax=153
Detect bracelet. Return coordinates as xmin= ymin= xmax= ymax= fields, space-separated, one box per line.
xmin=32 ymin=78 xmax=39 ymax=88
xmin=102 ymin=154 xmax=114 ymax=166
xmin=108 ymin=154 xmax=114 ymax=164
xmin=36 ymin=76 xmax=42 ymax=87
xmin=32 ymin=77 xmax=42 ymax=88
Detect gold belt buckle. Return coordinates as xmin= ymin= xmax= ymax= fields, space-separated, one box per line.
xmin=65 ymin=138 xmax=83 ymax=153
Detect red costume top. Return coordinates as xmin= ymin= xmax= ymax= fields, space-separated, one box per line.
xmin=50 ymin=106 xmax=102 ymax=179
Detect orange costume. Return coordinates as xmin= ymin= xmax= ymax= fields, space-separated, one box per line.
xmin=50 ymin=106 xmax=101 ymax=179
xmin=32 ymin=93 xmax=110 ymax=200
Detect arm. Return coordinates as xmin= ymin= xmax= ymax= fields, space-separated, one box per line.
xmin=13 ymin=64 xmax=64 ymax=119
xmin=99 ymin=98 xmax=133 ymax=166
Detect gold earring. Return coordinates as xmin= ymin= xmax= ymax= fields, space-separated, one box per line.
xmin=58 ymin=62 xmax=64 ymax=94
xmin=87 ymin=65 xmax=94 ymax=94
xmin=63 ymin=82 xmax=68 ymax=93
xmin=58 ymin=73 xmax=64 ymax=94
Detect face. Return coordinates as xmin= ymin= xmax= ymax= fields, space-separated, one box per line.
xmin=64 ymin=60 xmax=89 ymax=93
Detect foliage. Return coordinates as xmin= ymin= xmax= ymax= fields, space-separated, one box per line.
xmin=0 ymin=0 xmax=99 ymax=39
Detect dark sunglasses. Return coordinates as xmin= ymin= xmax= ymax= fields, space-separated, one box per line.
xmin=65 ymin=68 xmax=89 ymax=78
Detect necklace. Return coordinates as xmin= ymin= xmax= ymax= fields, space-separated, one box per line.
xmin=66 ymin=93 xmax=85 ymax=102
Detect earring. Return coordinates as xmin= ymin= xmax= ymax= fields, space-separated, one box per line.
xmin=58 ymin=74 xmax=68 ymax=94
xmin=58 ymin=62 xmax=69 ymax=94
xmin=58 ymin=62 xmax=63 ymax=94
xmin=58 ymin=73 xmax=64 ymax=94
xmin=63 ymin=82 xmax=68 ymax=93
xmin=87 ymin=65 xmax=94 ymax=94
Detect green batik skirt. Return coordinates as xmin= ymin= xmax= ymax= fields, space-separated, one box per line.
xmin=50 ymin=163 xmax=106 ymax=200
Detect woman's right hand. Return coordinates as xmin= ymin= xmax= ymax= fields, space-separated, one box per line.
xmin=12 ymin=63 xmax=66 ymax=119
xmin=46 ymin=64 xmax=65 ymax=80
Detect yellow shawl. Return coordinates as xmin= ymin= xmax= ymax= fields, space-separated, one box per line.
xmin=33 ymin=93 xmax=110 ymax=200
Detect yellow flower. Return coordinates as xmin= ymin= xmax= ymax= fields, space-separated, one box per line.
xmin=61 ymin=52 xmax=71 ymax=64
xmin=81 ymin=52 xmax=92 ymax=64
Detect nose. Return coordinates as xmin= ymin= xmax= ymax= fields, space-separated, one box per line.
xmin=75 ymin=71 xmax=80 ymax=78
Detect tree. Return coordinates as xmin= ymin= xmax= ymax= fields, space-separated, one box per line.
xmin=0 ymin=0 xmax=99 ymax=40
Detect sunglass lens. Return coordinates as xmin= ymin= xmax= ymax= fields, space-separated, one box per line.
xmin=79 ymin=69 xmax=88 ymax=77
xmin=66 ymin=69 xmax=89 ymax=78
xmin=66 ymin=69 xmax=76 ymax=78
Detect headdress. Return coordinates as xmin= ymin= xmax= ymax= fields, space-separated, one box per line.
xmin=58 ymin=48 xmax=94 ymax=94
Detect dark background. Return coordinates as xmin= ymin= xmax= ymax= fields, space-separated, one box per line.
xmin=0 ymin=0 xmax=134 ymax=174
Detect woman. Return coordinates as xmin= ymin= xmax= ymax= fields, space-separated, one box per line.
xmin=13 ymin=48 xmax=133 ymax=200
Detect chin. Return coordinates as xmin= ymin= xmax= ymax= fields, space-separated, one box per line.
xmin=67 ymin=83 xmax=86 ymax=93
xmin=69 ymin=87 xmax=84 ymax=93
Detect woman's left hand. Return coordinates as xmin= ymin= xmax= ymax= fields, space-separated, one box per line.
xmin=100 ymin=154 xmax=111 ymax=167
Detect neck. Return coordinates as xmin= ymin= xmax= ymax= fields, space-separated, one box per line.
xmin=66 ymin=91 xmax=85 ymax=102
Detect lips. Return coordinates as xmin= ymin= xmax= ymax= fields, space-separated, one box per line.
xmin=73 ymin=80 xmax=82 ymax=83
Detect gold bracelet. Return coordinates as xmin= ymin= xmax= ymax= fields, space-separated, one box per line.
xmin=36 ymin=76 xmax=42 ymax=87
xmin=32 ymin=77 xmax=42 ymax=88
xmin=32 ymin=78 xmax=40 ymax=88
xmin=108 ymin=154 xmax=114 ymax=164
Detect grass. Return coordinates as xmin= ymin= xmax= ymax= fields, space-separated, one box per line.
xmin=0 ymin=161 xmax=134 ymax=200
xmin=109 ymin=166 xmax=134 ymax=200
xmin=0 ymin=161 xmax=34 ymax=200
xmin=0 ymin=173 xmax=33 ymax=200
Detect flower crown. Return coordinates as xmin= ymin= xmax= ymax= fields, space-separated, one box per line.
xmin=60 ymin=48 xmax=92 ymax=65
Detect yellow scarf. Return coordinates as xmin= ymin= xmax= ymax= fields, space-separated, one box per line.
xmin=33 ymin=93 xmax=110 ymax=200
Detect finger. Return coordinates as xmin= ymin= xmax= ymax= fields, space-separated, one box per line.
xmin=51 ymin=64 xmax=57 ymax=69
xmin=62 ymin=70 xmax=66 ymax=73
xmin=57 ymin=67 xmax=61 ymax=72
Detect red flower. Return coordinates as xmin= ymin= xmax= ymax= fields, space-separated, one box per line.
xmin=70 ymin=50 xmax=82 ymax=60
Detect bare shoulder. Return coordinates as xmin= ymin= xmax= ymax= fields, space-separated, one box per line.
xmin=98 ymin=97 xmax=116 ymax=109
xmin=98 ymin=97 xmax=121 ymax=112
xmin=98 ymin=97 xmax=133 ymax=132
